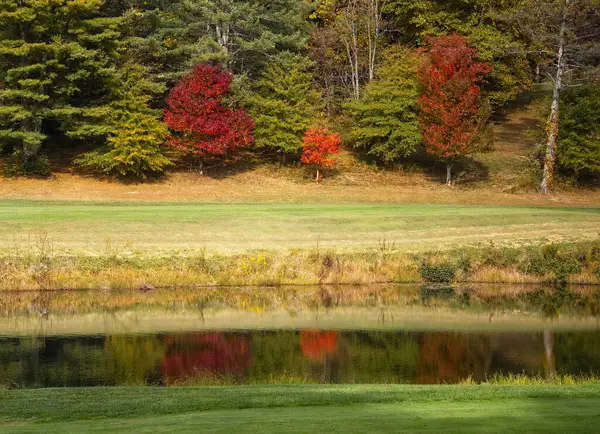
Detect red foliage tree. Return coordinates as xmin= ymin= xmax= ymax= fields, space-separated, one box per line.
xmin=300 ymin=127 xmax=342 ymax=183
xmin=417 ymin=34 xmax=492 ymax=186
xmin=164 ymin=64 xmax=255 ymax=173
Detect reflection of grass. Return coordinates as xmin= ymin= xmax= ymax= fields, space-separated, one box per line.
xmin=2 ymin=239 xmax=600 ymax=290
xmin=1 ymin=385 xmax=599 ymax=432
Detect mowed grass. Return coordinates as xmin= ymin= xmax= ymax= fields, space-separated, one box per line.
xmin=1 ymin=385 xmax=599 ymax=433
xmin=1 ymin=200 xmax=599 ymax=252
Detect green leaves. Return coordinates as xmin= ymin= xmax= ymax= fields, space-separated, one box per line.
xmin=247 ymin=52 xmax=323 ymax=155
xmin=558 ymin=86 xmax=600 ymax=176
xmin=346 ymin=46 xmax=422 ymax=163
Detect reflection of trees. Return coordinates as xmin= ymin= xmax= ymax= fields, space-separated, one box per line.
xmin=105 ymin=336 xmax=165 ymax=385
xmin=300 ymin=331 xmax=338 ymax=361
xmin=338 ymin=332 xmax=419 ymax=384
xmin=0 ymin=337 xmax=110 ymax=387
xmin=554 ymin=332 xmax=600 ymax=374
xmin=417 ymin=333 xmax=491 ymax=384
xmin=161 ymin=333 xmax=251 ymax=385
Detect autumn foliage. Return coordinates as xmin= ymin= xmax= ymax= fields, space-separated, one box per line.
xmin=161 ymin=333 xmax=251 ymax=385
xmin=300 ymin=127 xmax=342 ymax=182
xmin=417 ymin=34 xmax=492 ymax=185
xmin=164 ymin=64 xmax=255 ymax=161
xmin=300 ymin=330 xmax=339 ymax=361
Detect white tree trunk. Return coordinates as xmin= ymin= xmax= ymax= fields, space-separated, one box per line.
xmin=541 ymin=0 xmax=569 ymax=194
xmin=446 ymin=162 xmax=454 ymax=187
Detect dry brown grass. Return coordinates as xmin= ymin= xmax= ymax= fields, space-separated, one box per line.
xmin=1 ymin=167 xmax=598 ymax=206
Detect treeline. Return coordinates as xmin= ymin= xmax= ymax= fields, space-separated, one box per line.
xmin=0 ymin=0 xmax=598 ymax=190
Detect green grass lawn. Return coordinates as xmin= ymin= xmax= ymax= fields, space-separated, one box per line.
xmin=1 ymin=200 xmax=599 ymax=252
xmin=1 ymin=385 xmax=599 ymax=433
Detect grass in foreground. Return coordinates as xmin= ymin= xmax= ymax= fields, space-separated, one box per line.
xmin=1 ymin=384 xmax=599 ymax=433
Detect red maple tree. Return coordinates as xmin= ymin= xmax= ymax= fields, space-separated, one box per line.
xmin=417 ymin=34 xmax=491 ymax=186
xmin=300 ymin=127 xmax=342 ymax=183
xmin=164 ymin=64 xmax=254 ymax=173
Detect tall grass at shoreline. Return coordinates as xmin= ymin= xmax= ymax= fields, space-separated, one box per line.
xmin=1 ymin=239 xmax=599 ymax=291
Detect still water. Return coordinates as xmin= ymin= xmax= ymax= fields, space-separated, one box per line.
xmin=2 ymin=329 xmax=600 ymax=387
xmin=1 ymin=285 xmax=599 ymax=388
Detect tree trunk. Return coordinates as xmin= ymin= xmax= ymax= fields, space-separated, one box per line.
xmin=198 ymin=159 xmax=204 ymax=175
xmin=316 ymin=168 xmax=321 ymax=183
xmin=446 ymin=161 xmax=454 ymax=187
xmin=541 ymin=0 xmax=569 ymax=194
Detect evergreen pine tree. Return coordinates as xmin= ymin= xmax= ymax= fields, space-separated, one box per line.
xmin=0 ymin=0 xmax=122 ymax=173
xmin=346 ymin=46 xmax=422 ymax=163
xmin=246 ymin=53 xmax=323 ymax=158
xmin=75 ymin=64 xmax=172 ymax=178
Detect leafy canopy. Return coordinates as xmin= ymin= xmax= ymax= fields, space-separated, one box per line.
xmin=558 ymin=86 xmax=600 ymax=176
xmin=164 ymin=64 xmax=255 ymax=157
xmin=418 ymin=34 xmax=492 ymax=162
xmin=301 ymin=127 xmax=342 ymax=169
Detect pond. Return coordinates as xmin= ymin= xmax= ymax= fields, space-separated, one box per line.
xmin=0 ymin=284 xmax=599 ymax=387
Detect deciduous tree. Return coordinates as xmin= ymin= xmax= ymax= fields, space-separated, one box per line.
xmin=163 ymin=64 xmax=254 ymax=173
xmin=300 ymin=127 xmax=342 ymax=182
xmin=418 ymin=34 xmax=492 ymax=186
xmin=502 ymin=0 xmax=600 ymax=193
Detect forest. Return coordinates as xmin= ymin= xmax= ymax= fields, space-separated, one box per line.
xmin=0 ymin=0 xmax=599 ymax=192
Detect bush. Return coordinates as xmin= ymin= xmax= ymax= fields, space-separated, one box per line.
xmin=522 ymin=244 xmax=582 ymax=284
xmin=420 ymin=262 xmax=457 ymax=283
xmin=4 ymin=149 xmax=51 ymax=177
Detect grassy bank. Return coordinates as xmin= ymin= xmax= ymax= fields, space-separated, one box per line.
xmin=1 ymin=201 xmax=599 ymax=252
xmin=2 ymin=238 xmax=599 ymax=290
xmin=0 ymin=384 xmax=599 ymax=432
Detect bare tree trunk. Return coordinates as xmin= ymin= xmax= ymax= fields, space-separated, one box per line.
xmin=367 ymin=0 xmax=384 ymax=82
xmin=446 ymin=161 xmax=454 ymax=187
xmin=340 ymin=0 xmax=361 ymax=100
xmin=541 ymin=0 xmax=569 ymax=194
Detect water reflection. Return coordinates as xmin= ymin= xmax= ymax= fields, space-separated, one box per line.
xmin=1 ymin=330 xmax=600 ymax=388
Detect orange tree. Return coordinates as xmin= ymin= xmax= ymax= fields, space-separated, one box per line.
xmin=300 ymin=127 xmax=342 ymax=183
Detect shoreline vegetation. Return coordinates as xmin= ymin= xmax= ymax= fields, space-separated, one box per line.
xmin=1 ymin=385 xmax=599 ymax=432
xmin=2 ymin=239 xmax=599 ymax=291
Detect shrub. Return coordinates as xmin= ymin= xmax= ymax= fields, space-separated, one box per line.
xmin=420 ymin=262 xmax=457 ymax=283
xmin=4 ymin=149 xmax=51 ymax=177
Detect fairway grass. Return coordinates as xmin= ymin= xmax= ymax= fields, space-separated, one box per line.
xmin=1 ymin=385 xmax=599 ymax=433
xmin=1 ymin=200 xmax=599 ymax=252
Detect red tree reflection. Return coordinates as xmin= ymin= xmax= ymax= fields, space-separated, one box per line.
xmin=300 ymin=330 xmax=338 ymax=361
xmin=417 ymin=332 xmax=488 ymax=384
xmin=161 ymin=333 xmax=251 ymax=384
